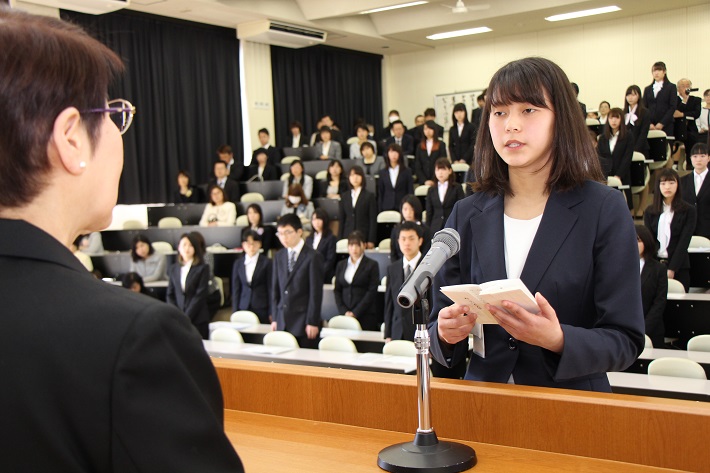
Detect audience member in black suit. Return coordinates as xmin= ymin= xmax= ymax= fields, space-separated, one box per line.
xmin=644 ymin=169 xmax=696 ymax=291
xmin=674 ymin=79 xmax=702 ymax=167
xmin=377 ymin=143 xmax=414 ymax=212
xmin=121 ymin=272 xmax=155 ymax=298
xmin=624 ymin=85 xmax=651 ymax=158
xmin=173 ymin=169 xmax=203 ymax=203
xmin=384 ymin=222 xmax=425 ymax=342
xmin=318 ymin=159 xmax=348 ymax=199
xmin=643 ymin=62 xmax=678 ymax=137
xmin=231 ymin=230 xmax=272 ymax=324
xmin=287 ymin=120 xmax=308 ymax=148
xmin=250 ymin=128 xmax=281 ymax=168
xmin=406 ymin=114 xmax=425 ymax=148
xmin=242 ymin=203 xmax=277 ymax=252
xmin=167 ymin=233 xmax=211 ymax=339
xmin=449 ymin=103 xmax=476 ymax=165
xmin=636 ymin=225 xmax=667 ymax=348
xmin=390 ymin=194 xmax=431 ymax=261
xmin=385 ymin=120 xmax=414 ymax=156
xmin=680 ymin=143 xmax=710 ymax=238
xmin=470 ymin=91 xmax=486 ymax=135
xmin=314 ymin=115 xmax=346 ymax=151
xmin=591 ymin=129 xmax=612 ymax=177
xmin=423 ymin=108 xmax=444 ymax=138
xmin=598 ymin=107 xmax=635 ymax=209
xmin=377 ymin=109 xmax=401 ymax=144
xmin=426 ymin=158 xmax=465 ymax=233
xmin=339 ymin=165 xmax=378 ymax=248
xmin=247 ymin=148 xmax=280 ymax=181
xmin=207 ymin=160 xmax=240 ymax=205
xmin=271 ymin=214 xmax=324 ymax=348
xmin=414 ymin=121 xmax=447 ymax=186
xmin=571 ymin=82 xmax=586 ymax=119
xmin=306 ymin=208 xmax=337 ymax=284
xmin=216 ymin=144 xmax=244 ymax=182
xmin=334 ymin=231 xmax=381 ymax=331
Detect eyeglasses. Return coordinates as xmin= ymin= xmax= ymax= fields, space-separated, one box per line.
xmin=276 ymin=229 xmax=295 ymax=238
xmin=82 ymin=99 xmax=136 ymax=135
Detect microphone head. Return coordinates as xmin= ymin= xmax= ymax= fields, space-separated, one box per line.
xmin=432 ymin=228 xmax=460 ymax=257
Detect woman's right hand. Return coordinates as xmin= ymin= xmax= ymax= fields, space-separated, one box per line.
xmin=437 ymin=304 xmax=476 ymax=346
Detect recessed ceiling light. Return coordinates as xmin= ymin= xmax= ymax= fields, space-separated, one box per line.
xmin=360 ymin=1 xmax=428 ymax=15
xmin=545 ymin=6 xmax=621 ymax=22
xmin=426 ymin=27 xmax=492 ymax=40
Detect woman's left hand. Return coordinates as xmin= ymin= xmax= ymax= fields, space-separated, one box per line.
xmin=488 ymin=292 xmax=564 ymax=354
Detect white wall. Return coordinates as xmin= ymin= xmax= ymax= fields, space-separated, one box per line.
xmin=240 ymin=40 xmax=275 ymax=163
xmin=384 ymin=4 xmax=710 ymax=129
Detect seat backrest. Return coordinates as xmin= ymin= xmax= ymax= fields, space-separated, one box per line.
xmin=687 ymin=335 xmax=710 ymax=353
xmin=151 ymin=241 xmax=174 ymax=254
xmin=318 ymin=336 xmax=358 ymax=353
xmin=158 ymin=216 xmax=183 ymax=228
xmin=336 ymin=238 xmax=348 ymax=254
xmin=122 ymin=219 xmax=144 ymax=230
xmin=230 ymin=310 xmax=260 ymax=325
xmin=377 ymin=210 xmax=402 ymax=223
xmin=236 ymin=215 xmax=249 ymax=226
xmin=210 ymin=327 xmax=244 ymax=344
xmin=451 ymin=162 xmax=470 ymax=173
xmin=346 ymin=136 xmax=359 ymax=145
xmin=241 ymin=192 xmax=265 ymax=203
xmin=263 ymin=331 xmax=300 ymax=348
xmin=378 ymin=238 xmax=391 ymax=251
xmin=644 ymin=334 xmax=653 ymax=349
xmin=383 ymin=340 xmax=417 ymax=356
xmin=315 ymin=170 xmax=328 ymax=181
xmin=414 ymin=185 xmax=430 ymax=197
xmin=328 ymin=315 xmax=363 ymax=331
xmin=648 ymin=357 xmax=706 ymax=380
xmin=689 ymin=235 xmax=710 ymax=249
xmin=281 ymin=156 xmax=299 ymax=165
xmin=607 ymin=176 xmax=622 ymax=188
xmin=667 ymin=278 xmax=686 ymax=294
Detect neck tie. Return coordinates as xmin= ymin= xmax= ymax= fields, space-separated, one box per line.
xmin=404 ymin=264 xmax=412 ymax=280
xmin=288 ymin=250 xmax=295 ymax=273
xmin=396 ymin=138 xmax=401 ymax=146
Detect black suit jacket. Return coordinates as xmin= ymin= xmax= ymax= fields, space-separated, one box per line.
xmin=339 ymin=189 xmax=378 ymax=244
xmin=675 ymin=95 xmax=702 ymax=141
xmin=231 ymin=253 xmax=272 ymax=323
xmin=305 ymin=232 xmax=337 ymax=283
xmin=414 ymin=142 xmax=447 ymax=185
xmin=641 ymin=257 xmax=667 ymax=348
xmin=643 ymin=82 xmax=678 ymax=136
xmin=471 ymin=108 xmax=483 ymax=136
xmin=167 ymin=262 xmax=211 ymax=336
xmin=680 ymin=172 xmax=710 ymax=238
xmin=271 ymin=244 xmax=324 ymax=337
xmin=251 ymin=146 xmax=282 ymax=168
xmin=448 ymin=123 xmax=476 ymax=164
xmin=626 ymin=107 xmax=651 ymax=157
xmin=390 ymin=222 xmax=431 ymax=261
xmin=208 ymin=178 xmax=240 ymax=205
xmin=425 ymin=182 xmax=465 ymax=234
xmin=385 ymin=134 xmax=414 ymax=156
xmin=377 ymin=166 xmax=414 ymax=212
xmin=597 ymin=133 xmax=634 ymax=182
xmin=333 ymin=256 xmax=381 ymax=330
xmin=0 ymin=219 xmax=243 ymax=472
xmin=385 ymin=257 xmax=430 ymax=341
xmin=247 ymin=163 xmax=280 ymax=181
xmin=644 ymin=202 xmax=696 ymax=273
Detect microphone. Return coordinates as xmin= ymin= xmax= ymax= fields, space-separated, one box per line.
xmin=397 ymin=228 xmax=460 ymax=309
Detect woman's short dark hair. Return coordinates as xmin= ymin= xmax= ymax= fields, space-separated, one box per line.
xmin=473 ymin=57 xmax=603 ymax=196
xmin=434 ymin=157 xmax=456 ymax=184
xmin=451 ymin=103 xmax=469 ymax=124
xmin=312 ymin=207 xmax=332 ymax=236
xmin=355 ymin=124 xmax=369 ymax=134
xmin=0 ymin=9 xmax=124 ymax=209
xmin=349 ymin=165 xmax=366 ymax=188
xmin=400 ymin=194 xmax=423 ymax=222
xmin=319 ymin=126 xmax=332 ymax=136
xmin=635 ymin=225 xmax=657 ymax=260
xmin=598 ymin=101 xmax=611 ymax=111
xmin=177 ymin=170 xmax=192 ymax=185
xmin=122 ymin=272 xmax=146 ymax=292
xmin=360 ymin=141 xmax=375 ymax=154
xmin=326 ymin=159 xmax=344 ymax=182
xmin=178 ymin=232 xmax=205 ymax=265
xmin=289 ymin=120 xmax=303 ymax=133
xmin=386 ymin=143 xmax=406 ymax=168
xmin=347 ymin=230 xmax=366 ymax=246
xmin=208 ymin=185 xmax=226 ymax=206
xmin=130 ymin=234 xmax=155 ymax=262
xmin=603 ymin=108 xmax=628 ymax=140
xmin=651 ymin=168 xmax=685 ymax=213
xmin=246 ymin=203 xmax=264 ymax=226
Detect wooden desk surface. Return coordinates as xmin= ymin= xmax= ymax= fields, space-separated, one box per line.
xmin=224 ymin=410 xmax=680 ymax=472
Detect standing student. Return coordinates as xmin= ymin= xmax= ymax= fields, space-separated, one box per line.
xmin=644 ymin=169 xmax=697 ymax=291
xmin=430 ymin=57 xmax=645 ymax=392
xmin=271 ymin=214 xmax=324 ymax=348
xmin=390 ymin=194 xmax=431 ymax=261
xmin=231 ymin=229 xmax=272 ymax=324
xmin=414 ymin=120 xmax=447 ymax=186
xmin=333 ymin=231 xmax=381 ymax=331
xmin=643 ymin=61 xmax=677 ymax=136
xmin=248 ymin=148 xmax=280 ymax=181
xmin=377 ymin=143 xmax=414 ymax=212
xmin=636 ymin=225 xmax=667 ymax=348
xmin=242 ymin=203 xmax=277 ymax=253
xmin=624 ymin=85 xmax=651 ymax=158
xmin=597 ymin=107 xmax=634 ymax=209
xmin=167 ymin=233 xmax=211 ymax=339
xmin=680 ymin=143 xmax=710 ymax=238
xmin=305 ymin=208 xmax=337 ymax=284
xmin=448 ymin=103 xmax=476 ymax=165
xmin=339 ymin=165 xmax=377 ymax=248
xmin=426 ymin=158 xmax=465 ymax=234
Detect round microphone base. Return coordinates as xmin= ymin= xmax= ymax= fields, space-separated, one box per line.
xmin=377 ymin=432 xmax=477 ymax=472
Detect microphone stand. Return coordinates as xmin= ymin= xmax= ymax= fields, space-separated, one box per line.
xmin=378 ymin=284 xmax=477 ymax=472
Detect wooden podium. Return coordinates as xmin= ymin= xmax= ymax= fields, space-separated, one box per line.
xmin=213 ymin=358 xmax=710 ymax=472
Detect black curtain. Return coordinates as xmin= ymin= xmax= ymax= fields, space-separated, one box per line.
xmin=61 ymin=10 xmax=243 ymax=204
xmin=271 ymin=45 xmax=383 ymax=147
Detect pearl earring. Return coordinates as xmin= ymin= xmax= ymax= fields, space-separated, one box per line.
xmin=79 ymin=161 xmax=86 ymax=169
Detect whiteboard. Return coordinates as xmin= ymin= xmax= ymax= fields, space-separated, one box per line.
xmin=434 ymin=89 xmax=485 ymax=131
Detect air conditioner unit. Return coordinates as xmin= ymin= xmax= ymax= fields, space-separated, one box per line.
xmin=237 ymin=20 xmax=326 ymax=49
xmin=16 ymin=0 xmax=129 ymax=14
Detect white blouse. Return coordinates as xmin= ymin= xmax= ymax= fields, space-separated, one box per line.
xmin=504 ymin=213 xmax=543 ymax=279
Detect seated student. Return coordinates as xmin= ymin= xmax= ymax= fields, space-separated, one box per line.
xmin=598 ymin=107 xmax=634 ymax=209
xmin=680 ymin=143 xmax=710 ymax=238
xmin=636 ymin=225 xmax=667 ymax=348
xmin=414 ymin=120 xmax=447 ymax=186
xmin=282 ymin=159 xmax=314 ymax=200
xmin=231 ymin=230 xmax=272 ymax=324
xmin=426 ymin=158 xmax=465 ymax=234
xmin=625 ymin=85 xmax=651 ymax=158
xmin=207 ymin=160 xmax=240 ymax=205
xmin=242 ymin=203 xmax=277 ymax=253
xmin=122 ymin=272 xmax=154 ymax=298
xmin=384 ymin=221 xmax=425 ymax=342
xmin=385 ymin=120 xmax=414 ymax=156
xmin=70 ymin=235 xmax=93 ymax=272
xmin=352 ymin=141 xmax=386 ymax=177
xmin=334 ymin=231 xmax=381 ymax=331
xmin=314 ymin=126 xmax=342 ymax=161
xmin=305 ymin=208 xmax=337 ymax=284
xmin=79 ymin=232 xmax=104 ymax=254
xmin=216 ymin=144 xmax=244 ymax=182
xmin=339 ymin=165 xmax=377 ymax=248
xmin=129 ymin=234 xmax=167 ymax=282
xmin=280 ymin=183 xmax=314 ymax=231
xmin=390 ymin=194 xmax=431 ymax=261
xmin=271 ymin=213 xmax=324 ymax=348
xmin=318 ymin=159 xmax=348 ymax=199
xmin=598 ymin=101 xmax=611 ymax=125
xmin=251 ymin=128 xmax=281 ymax=168
xmin=199 ymin=185 xmax=237 ymax=227
xmin=349 ymin=124 xmax=377 ymax=159
xmin=377 ymin=143 xmax=414 ymax=212
xmin=247 ymin=148 xmax=279 ymax=181
xmin=173 ymin=170 xmax=203 ymax=203
xmin=167 ymin=233 xmax=211 ymax=339
xmin=287 ymin=120 xmax=308 ymax=148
